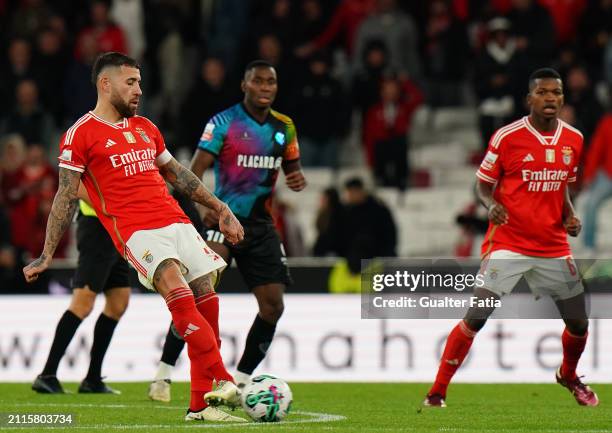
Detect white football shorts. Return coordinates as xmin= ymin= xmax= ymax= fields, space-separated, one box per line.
xmin=479 ymin=249 xmax=584 ymax=301
xmin=124 ymin=222 xmax=226 ymax=291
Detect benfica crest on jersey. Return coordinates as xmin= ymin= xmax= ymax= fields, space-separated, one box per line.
xmin=135 ymin=127 xmax=151 ymax=143
xmin=562 ymin=147 xmax=572 ymax=165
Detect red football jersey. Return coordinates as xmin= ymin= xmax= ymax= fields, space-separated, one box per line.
xmin=476 ymin=116 xmax=583 ymax=257
xmin=58 ymin=112 xmax=190 ymax=253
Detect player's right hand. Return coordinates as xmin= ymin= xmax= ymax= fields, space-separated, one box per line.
xmin=488 ymin=202 xmax=509 ymax=225
xmin=23 ymin=254 xmax=51 ymax=283
xmin=218 ymin=205 xmax=244 ymax=245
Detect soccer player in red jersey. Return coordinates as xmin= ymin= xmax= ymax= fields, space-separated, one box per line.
xmin=424 ymin=68 xmax=598 ymax=408
xmin=23 ymin=52 xmax=247 ymax=423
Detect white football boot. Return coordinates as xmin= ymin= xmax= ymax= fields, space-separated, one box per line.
xmin=185 ymin=406 xmax=246 ymax=422
xmin=148 ymin=379 xmax=171 ymax=403
xmin=233 ymin=371 xmax=251 ymax=390
xmin=204 ymin=380 xmax=241 ymax=408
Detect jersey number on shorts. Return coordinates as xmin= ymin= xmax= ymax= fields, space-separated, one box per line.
xmin=206 ymin=229 xmax=225 ymax=244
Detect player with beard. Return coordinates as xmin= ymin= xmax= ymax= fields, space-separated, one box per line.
xmin=148 ymin=60 xmax=306 ymax=402
xmin=24 ymin=52 xmax=247 ymax=423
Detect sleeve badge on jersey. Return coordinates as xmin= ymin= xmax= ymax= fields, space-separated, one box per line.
xmin=201 ymin=123 xmax=215 ymax=141
xmin=135 ymin=127 xmax=151 ymax=143
xmin=274 ymin=132 xmax=286 ymax=146
xmin=481 ymin=151 xmax=498 ymax=171
xmin=59 ymin=149 xmax=73 ymax=162
xmin=484 ymin=151 xmax=498 ymax=164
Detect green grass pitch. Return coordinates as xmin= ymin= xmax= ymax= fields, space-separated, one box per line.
xmin=0 ymin=382 xmax=611 ymax=432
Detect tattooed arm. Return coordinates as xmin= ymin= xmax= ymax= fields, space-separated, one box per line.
xmin=158 ymin=157 xmax=244 ymax=244
xmin=23 ymin=168 xmax=81 ymax=282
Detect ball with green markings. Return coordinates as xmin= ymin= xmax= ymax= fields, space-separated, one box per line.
xmin=240 ymin=374 xmax=292 ymax=422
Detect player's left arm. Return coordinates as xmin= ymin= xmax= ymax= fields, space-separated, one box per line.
xmin=563 ymin=186 xmax=581 ymax=237
xmin=282 ymin=159 xmax=306 ymax=191
xmin=281 ymin=119 xmax=306 ymax=192
xmin=157 ymin=157 xmax=244 ymax=243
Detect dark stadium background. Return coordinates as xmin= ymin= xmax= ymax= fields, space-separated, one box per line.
xmin=0 ymin=0 xmax=611 ymax=294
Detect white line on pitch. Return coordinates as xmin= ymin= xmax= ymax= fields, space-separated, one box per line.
xmin=0 ymin=409 xmax=346 ymax=429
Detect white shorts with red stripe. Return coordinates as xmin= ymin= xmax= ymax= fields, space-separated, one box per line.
xmin=479 ymin=249 xmax=584 ymax=301
xmin=125 ymin=223 xmax=226 ymax=291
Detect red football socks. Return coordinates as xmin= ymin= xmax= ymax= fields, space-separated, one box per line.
xmin=560 ymin=327 xmax=587 ymax=380
xmin=429 ymin=320 xmax=477 ymax=397
xmin=165 ymin=287 xmax=224 ymax=410
xmin=189 ymin=386 xmax=209 ymax=412
xmin=195 ymin=292 xmax=221 ymax=348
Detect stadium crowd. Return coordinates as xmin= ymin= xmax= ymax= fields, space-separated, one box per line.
xmin=0 ymin=0 xmax=611 ymax=291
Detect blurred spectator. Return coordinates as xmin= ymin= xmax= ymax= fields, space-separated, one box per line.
xmin=63 ymin=33 xmax=99 ymax=124
xmin=341 ymin=177 xmax=396 ymax=274
xmin=313 ymin=187 xmax=346 ymax=256
xmin=271 ymin=196 xmax=306 ymax=257
xmin=474 ymin=17 xmax=519 ymax=149
xmin=110 ymin=0 xmax=145 ymax=60
xmin=353 ymin=0 xmax=421 ymax=79
xmin=0 ymin=38 xmax=37 ymax=118
xmin=578 ymin=0 xmax=611 ymax=77
xmin=506 ymin=0 xmax=555 ymax=88
xmin=454 ymin=184 xmax=489 ymax=257
xmin=75 ymin=0 xmax=127 ymax=59
xmin=564 ymin=64 xmax=603 ymax=144
xmin=559 ymin=103 xmax=577 ymax=125
xmin=351 ymin=39 xmax=388 ymax=117
xmin=151 ymin=9 xmax=186 ymax=130
xmin=293 ymin=0 xmax=327 ymax=47
xmin=256 ymin=33 xmax=291 ymax=112
xmin=257 ymin=33 xmax=283 ymax=66
xmin=363 ymin=76 xmax=423 ymax=192
xmin=1 ymin=144 xmax=68 ymax=259
xmin=206 ymin=0 xmax=250 ymax=75
xmin=0 ymin=134 xmax=27 ymax=193
xmin=9 ymin=0 xmax=52 ymax=39
xmin=250 ymin=0 xmax=294 ymax=56
xmin=1 ymin=80 xmax=56 ymax=154
xmin=294 ymin=0 xmax=376 ymax=60
xmin=179 ymin=57 xmax=236 ymax=151
xmin=581 ymin=113 xmax=612 ymax=252
xmin=47 ymin=13 xmax=69 ymax=46
xmin=553 ymin=44 xmax=580 ymax=81
xmin=292 ymin=53 xmax=349 ymax=168
xmin=539 ymin=0 xmax=586 ymax=45
xmin=35 ymin=27 xmax=70 ymax=126
xmin=0 ymin=202 xmax=17 ymax=292
xmin=423 ymin=0 xmax=470 ymax=108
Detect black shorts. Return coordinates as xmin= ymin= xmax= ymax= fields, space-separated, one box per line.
xmin=202 ymin=222 xmax=292 ymax=290
xmin=72 ymin=214 xmax=130 ymax=293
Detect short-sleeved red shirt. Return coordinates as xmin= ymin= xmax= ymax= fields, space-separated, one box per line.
xmin=58 ymin=112 xmax=190 ymax=253
xmin=476 ymin=116 xmax=583 ymax=257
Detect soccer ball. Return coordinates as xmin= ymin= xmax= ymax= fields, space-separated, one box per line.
xmin=240 ymin=374 xmax=292 ymax=422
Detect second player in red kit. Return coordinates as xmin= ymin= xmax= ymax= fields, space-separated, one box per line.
xmin=425 ymin=68 xmax=597 ymax=409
